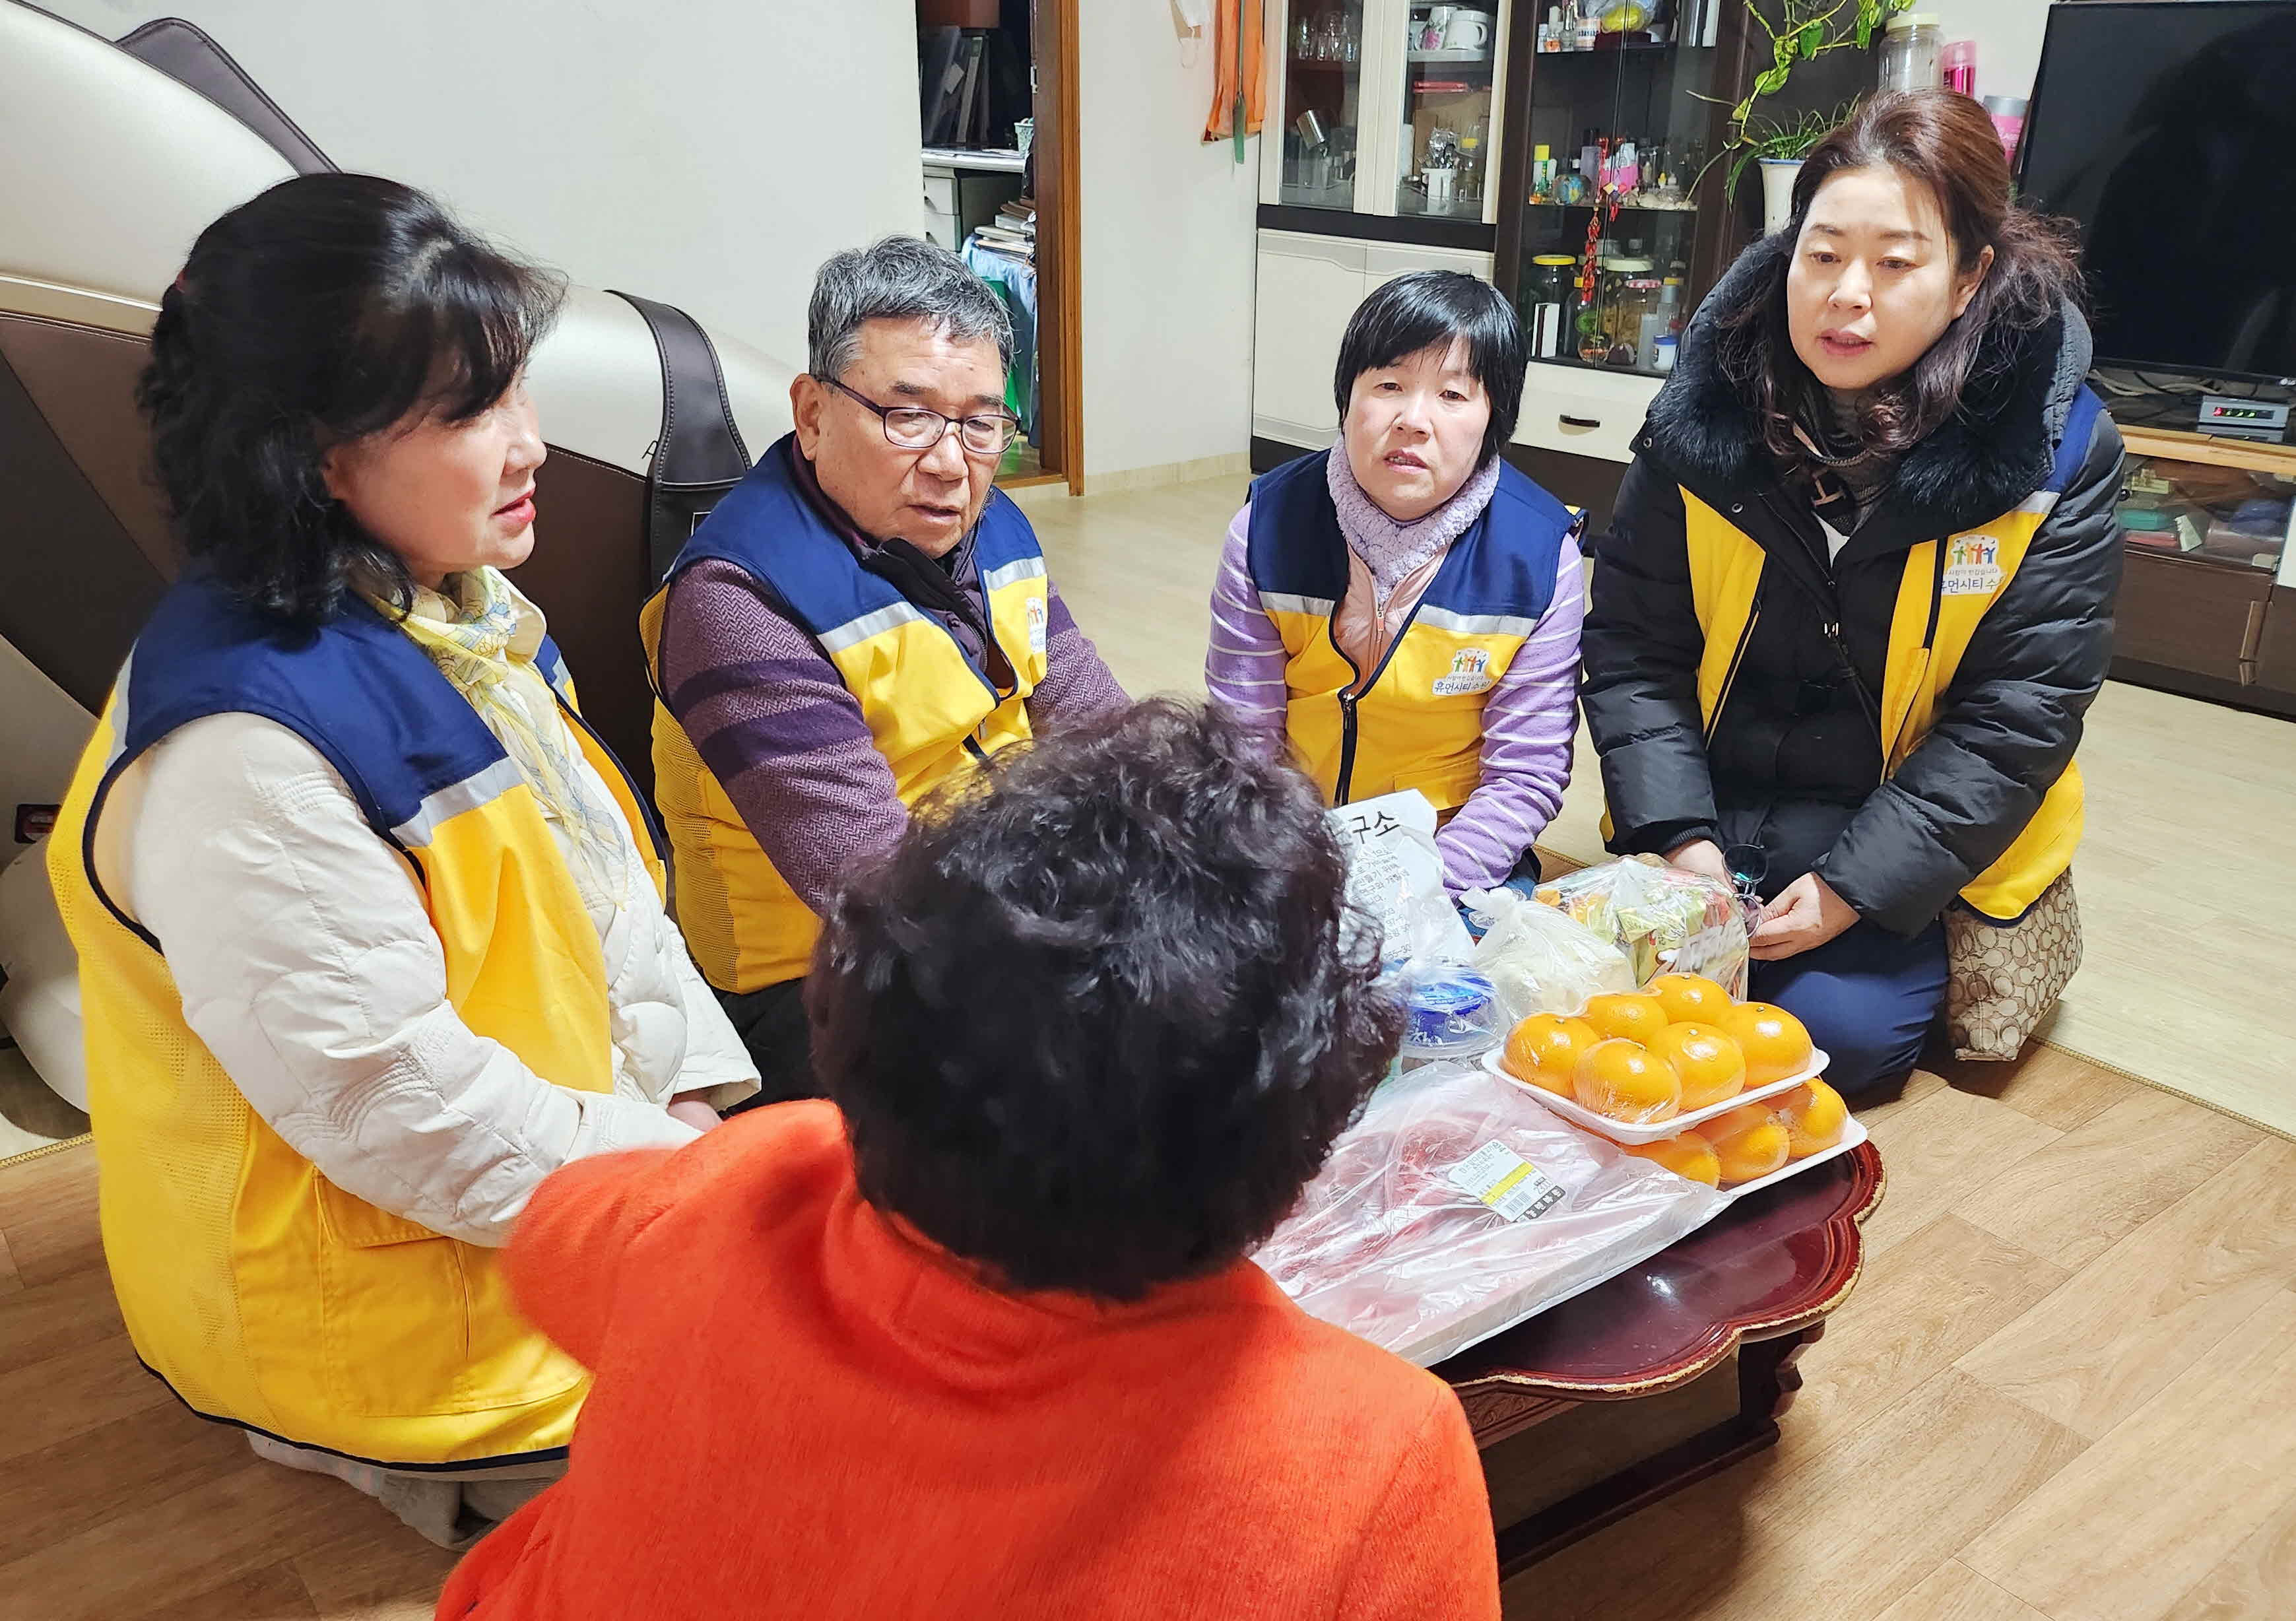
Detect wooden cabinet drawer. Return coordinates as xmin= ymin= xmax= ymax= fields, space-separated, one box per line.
xmin=2253 ymin=585 xmax=2296 ymax=693
xmin=2116 ymin=551 xmax=2272 ymax=684
xmin=1512 ymin=365 xmax=1659 ymax=466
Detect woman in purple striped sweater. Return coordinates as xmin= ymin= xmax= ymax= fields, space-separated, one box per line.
xmin=1206 ymin=273 xmax=1584 ymax=894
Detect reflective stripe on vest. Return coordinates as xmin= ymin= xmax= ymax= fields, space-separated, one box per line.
xmin=640 ymin=436 xmax=1050 ymax=992
xmin=1684 ymin=389 xmax=2103 ymax=921
xmin=1246 ymin=449 xmax=1569 ymax=809
xmin=45 ymin=577 xmax=649 ymax=1467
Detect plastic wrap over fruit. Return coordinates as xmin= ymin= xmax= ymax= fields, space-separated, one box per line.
xmin=1533 ymin=856 xmax=1749 ymax=996
xmin=1460 ymin=884 xmax=1637 ymax=1022
xmin=1256 ymin=1062 xmax=1729 ymax=1367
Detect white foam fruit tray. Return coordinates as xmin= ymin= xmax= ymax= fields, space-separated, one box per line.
xmin=1479 ymin=1046 xmax=1831 ymax=1144
xmin=1717 ymin=1116 xmax=1868 ymax=1202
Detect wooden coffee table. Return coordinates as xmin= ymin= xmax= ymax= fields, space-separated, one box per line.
xmin=1433 ymin=1140 xmax=1884 ymax=1575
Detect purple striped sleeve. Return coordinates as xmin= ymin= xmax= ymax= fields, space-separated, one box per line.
xmin=1024 ymin=580 xmax=1130 ymax=729
xmin=1435 ymin=537 xmax=1586 ymax=892
xmin=1204 ymin=502 xmax=1290 ymax=750
xmin=658 ymin=560 xmax=908 ymax=911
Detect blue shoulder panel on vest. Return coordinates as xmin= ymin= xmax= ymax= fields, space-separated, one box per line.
xmin=1247 ymin=449 xmax=1569 ymax=622
xmin=2045 ymin=387 xmax=2105 ymax=496
xmin=672 ymin=436 xmax=903 ymax=635
xmin=970 ymin=490 xmax=1045 ymax=577
xmin=670 ymin=434 xmax=1043 ymax=635
xmin=1423 ymin=463 xmax=1570 ymax=621
xmin=117 ymin=576 xmax=508 ymax=842
xmin=1245 ymin=449 xmax=1351 ymax=603
xmin=535 ymin=634 xmax=572 ymax=699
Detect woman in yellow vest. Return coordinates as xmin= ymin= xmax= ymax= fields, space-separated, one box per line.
xmin=46 ymin=176 xmax=758 ymax=1545
xmin=1582 ymin=91 xmax=2123 ymax=1094
xmin=1207 ymin=272 xmax=1585 ymax=895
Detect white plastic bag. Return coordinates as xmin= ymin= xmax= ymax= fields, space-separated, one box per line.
xmin=1460 ymin=884 xmax=1636 ymax=1022
xmin=1534 ymin=855 xmax=1750 ymax=995
xmin=1256 ymin=1063 xmax=1728 ymax=1367
xmin=1329 ymin=789 xmax=1474 ymax=969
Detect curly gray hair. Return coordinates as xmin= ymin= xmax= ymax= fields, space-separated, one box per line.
xmin=806 ymin=235 xmax=1012 ymax=380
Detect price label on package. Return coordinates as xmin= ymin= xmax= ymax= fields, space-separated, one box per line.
xmin=1446 ymin=1141 xmax=1566 ymax=1224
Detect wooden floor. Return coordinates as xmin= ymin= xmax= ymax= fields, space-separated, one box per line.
xmin=5 ymin=1047 xmax=2295 ymax=1618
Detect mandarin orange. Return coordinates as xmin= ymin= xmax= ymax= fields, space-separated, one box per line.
xmin=1621 ymin=1134 xmax=1722 ymax=1187
xmin=1500 ymin=1014 xmax=1603 ymax=1097
xmin=1571 ymin=1038 xmax=1682 ymax=1123
xmin=1695 ymin=1102 xmax=1791 ymax=1185
xmin=1581 ymin=991 xmax=1672 ymax=1044
xmin=1721 ymin=1001 xmax=1815 ymax=1084
xmin=1647 ymin=1022 xmax=1747 ymax=1111
xmin=1648 ymin=972 xmax=1732 ymax=1026
xmin=1782 ymin=1076 xmax=1849 ymax=1158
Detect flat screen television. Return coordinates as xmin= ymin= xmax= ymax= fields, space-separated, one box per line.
xmin=2019 ymin=1 xmax=2296 ymax=383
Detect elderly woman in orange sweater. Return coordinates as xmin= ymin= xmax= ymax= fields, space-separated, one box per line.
xmin=437 ymin=700 xmax=1500 ymax=1621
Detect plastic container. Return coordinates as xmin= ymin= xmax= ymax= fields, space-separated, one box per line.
xmin=1481 ymin=1046 xmax=1832 ymax=1143
xmin=1402 ymin=968 xmax=1506 ymax=1060
xmin=1878 ymin=14 xmax=1943 ymax=92
xmin=1942 ymin=39 xmax=1976 ymax=96
xmin=1653 ymin=332 xmax=1679 ymax=373
xmin=1526 ymin=254 xmax=1575 ymax=359
xmin=1983 ymin=95 xmax=2027 ymax=166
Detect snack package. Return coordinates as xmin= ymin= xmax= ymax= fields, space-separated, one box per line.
xmin=1534 ymin=855 xmax=1749 ymax=996
xmin=1460 ymin=884 xmax=1636 ymax=1022
xmin=1257 ymin=1062 xmax=1728 ymax=1367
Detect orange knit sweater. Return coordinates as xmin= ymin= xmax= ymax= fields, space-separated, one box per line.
xmin=437 ymin=1102 xmax=1499 ymax=1620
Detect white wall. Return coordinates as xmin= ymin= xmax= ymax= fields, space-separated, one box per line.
xmin=1076 ymin=3 xmax=1261 ymax=480
xmin=43 ymin=0 xmax=921 ymax=373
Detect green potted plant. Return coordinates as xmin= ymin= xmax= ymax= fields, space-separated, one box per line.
xmin=1700 ymin=0 xmax=1909 ymax=230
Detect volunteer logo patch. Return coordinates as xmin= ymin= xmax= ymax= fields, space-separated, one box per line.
xmin=1942 ymin=534 xmax=2006 ymax=597
xmin=1431 ymin=647 xmax=1495 ymax=696
xmin=1026 ymin=595 xmax=1049 ymax=654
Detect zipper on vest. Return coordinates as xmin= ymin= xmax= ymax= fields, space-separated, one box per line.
xmin=1327 ymin=592 xmax=1429 ymax=805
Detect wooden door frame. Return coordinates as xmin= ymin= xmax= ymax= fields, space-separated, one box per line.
xmin=1030 ymin=0 xmax=1085 ymax=494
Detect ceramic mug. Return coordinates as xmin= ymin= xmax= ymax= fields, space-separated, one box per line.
xmin=1444 ymin=9 xmax=1492 ymax=49
xmin=1422 ymin=5 xmax=1455 ymax=48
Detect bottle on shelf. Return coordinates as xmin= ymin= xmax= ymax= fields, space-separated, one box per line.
xmin=1530 ymin=144 xmax=1554 ymax=203
xmin=1458 ymin=133 xmax=1486 ymax=209
xmin=1526 ymin=254 xmax=1575 ymax=359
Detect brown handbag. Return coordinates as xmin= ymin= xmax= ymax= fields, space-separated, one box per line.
xmin=1943 ymin=869 xmax=2082 ymax=1061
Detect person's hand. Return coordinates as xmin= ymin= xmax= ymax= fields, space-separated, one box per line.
xmin=667 ymin=1096 xmax=723 ymax=1134
xmin=1750 ymin=873 xmax=1858 ymax=961
xmin=1664 ymin=838 xmax=1734 ymax=890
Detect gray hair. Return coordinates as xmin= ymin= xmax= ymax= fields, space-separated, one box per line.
xmin=807 ymin=236 xmax=1013 ymax=380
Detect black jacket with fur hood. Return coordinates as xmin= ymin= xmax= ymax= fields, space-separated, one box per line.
xmin=1582 ymin=233 xmax=2125 ymax=936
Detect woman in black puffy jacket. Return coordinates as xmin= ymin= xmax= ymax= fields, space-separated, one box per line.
xmin=1582 ymin=90 xmax=2124 ymax=1094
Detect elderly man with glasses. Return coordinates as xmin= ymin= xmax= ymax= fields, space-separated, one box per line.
xmin=642 ymin=236 xmax=1126 ymax=1097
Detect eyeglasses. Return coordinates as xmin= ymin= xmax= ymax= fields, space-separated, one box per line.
xmin=822 ymin=376 xmax=1020 ymax=457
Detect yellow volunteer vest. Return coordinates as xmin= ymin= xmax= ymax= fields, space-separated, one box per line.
xmin=1680 ymin=390 xmax=2101 ymax=921
xmin=47 ymin=578 xmax=663 ymax=1467
xmin=641 ymin=439 xmax=1051 ymax=993
xmin=1246 ymin=451 xmax=1573 ymax=808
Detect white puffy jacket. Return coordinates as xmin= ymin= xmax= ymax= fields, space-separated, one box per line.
xmin=96 ymin=708 xmax=760 ymax=1248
